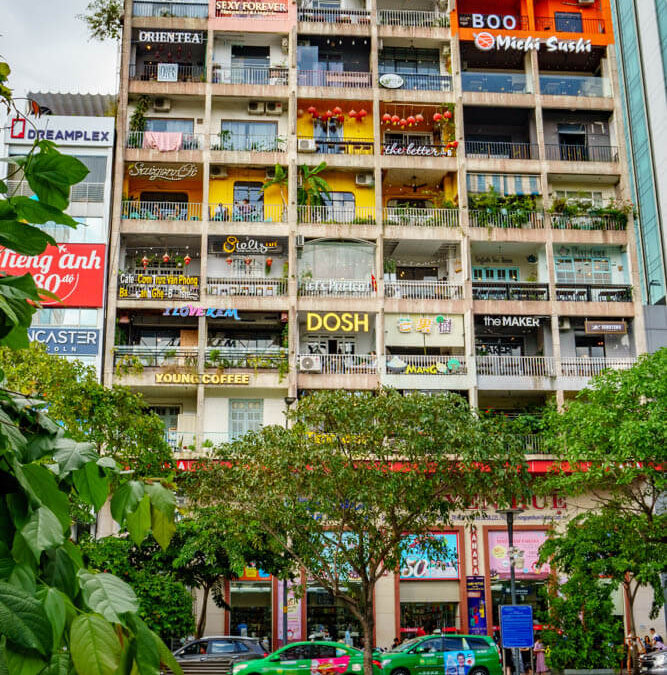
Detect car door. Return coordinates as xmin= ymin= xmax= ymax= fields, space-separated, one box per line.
xmin=443 ymin=636 xmax=469 ymax=675
xmin=310 ymin=644 xmax=355 ymax=675
xmin=208 ymin=638 xmax=242 ymax=664
xmin=413 ymin=638 xmax=444 ymax=675
xmin=175 ymin=640 xmax=209 ymax=662
xmin=276 ymin=643 xmax=313 ymax=675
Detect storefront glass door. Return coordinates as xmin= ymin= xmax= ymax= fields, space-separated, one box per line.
xmin=229 ymin=580 xmax=272 ymax=645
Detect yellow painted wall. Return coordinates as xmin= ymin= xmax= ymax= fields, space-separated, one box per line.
xmin=208 ymin=168 xmax=284 ymax=207
xmin=296 ymin=111 xmax=374 ymax=142
xmin=323 ymin=172 xmax=375 ymax=208
xmin=382 ymin=173 xmax=458 ymax=207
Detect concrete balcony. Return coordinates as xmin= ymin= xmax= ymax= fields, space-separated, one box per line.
xmin=472 ymin=282 xmax=549 ymax=302
xmin=212 ymin=65 xmax=288 ymax=86
xmin=465 ymin=140 xmax=539 ymax=161
xmin=298 ymin=278 xmax=376 ymax=298
xmin=124 ymin=131 xmax=204 ymax=162
xmin=210 ymin=133 xmax=286 ymax=153
xmin=554 ymin=284 xmax=632 ymax=303
xmin=297 ymin=7 xmax=371 ymax=27
xmin=382 ymin=354 xmax=470 ymax=390
xmin=132 ymin=1 xmax=208 ymax=18
xmin=297 ymin=137 xmax=374 ymax=166
xmin=462 ymin=72 xmax=531 ymax=95
xmin=534 ymin=15 xmax=607 ymax=34
xmin=383 ymin=208 xmax=460 ymax=236
xmin=469 ymin=210 xmax=545 ymax=230
xmin=297 ymin=353 xmax=379 ymax=389
xmin=539 ymin=74 xmax=610 ymax=98
xmin=520 ymin=434 xmax=549 ymax=456
xmin=208 ymin=203 xmax=285 ymax=228
xmin=545 ymin=144 xmax=619 ymax=163
xmin=206 ymin=278 xmax=288 ymax=310
xmin=559 ymin=357 xmax=636 ymax=390
xmin=385 ymin=281 xmax=463 ymax=301
xmin=114 ymin=345 xmax=198 ymax=369
xmin=297 ymin=70 xmax=373 ymax=99
xmin=121 ymin=200 xmax=204 ymax=222
xmin=378 ymin=9 xmax=448 ymax=28
xmin=477 ymin=356 xmax=557 ymax=391
xmin=204 ymin=347 xmax=287 ymax=371
xmin=166 ymin=431 xmax=228 ymax=454
xmin=297 ymin=205 xmax=376 ymax=226
xmin=129 ymin=63 xmax=205 ymax=83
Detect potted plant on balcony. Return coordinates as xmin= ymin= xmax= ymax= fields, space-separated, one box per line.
xmin=128 ymin=95 xmax=151 ymax=148
xmin=383 ymin=258 xmax=397 ymax=282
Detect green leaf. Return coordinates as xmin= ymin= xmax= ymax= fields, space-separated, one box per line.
xmin=73 ymin=462 xmax=109 ymax=511
xmin=52 ymin=441 xmax=98 ymax=476
xmin=43 ymin=547 xmax=79 ymax=595
xmin=154 ymin=632 xmax=184 ymax=675
xmin=78 ymin=572 xmax=138 ymax=624
xmin=110 ymin=481 xmax=144 ymax=526
xmin=125 ymin=494 xmax=151 ymax=546
xmin=0 ymin=220 xmax=55 ymax=256
xmin=39 ymin=653 xmax=71 ymax=675
xmin=150 ymin=504 xmax=176 ymax=550
xmin=20 ymin=507 xmax=65 ymax=561
xmin=41 ymin=588 xmax=66 ymax=649
xmin=145 ymin=482 xmax=175 ymax=516
xmin=126 ymin=616 xmax=160 ymax=675
xmin=0 ymin=543 xmax=13 ymax=580
xmin=8 ymin=563 xmax=35 ymax=594
xmin=25 ymin=152 xmax=88 ymax=211
xmin=11 ymin=196 xmax=79 ymax=227
xmin=0 ymin=580 xmax=52 ymax=656
xmin=69 ymin=614 xmax=121 ymax=675
xmin=21 ymin=464 xmax=70 ymax=530
xmin=4 ymin=647 xmax=46 ymax=675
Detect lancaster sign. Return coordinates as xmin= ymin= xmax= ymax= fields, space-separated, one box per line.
xmin=28 ymin=328 xmax=100 ymax=355
xmin=474 ymin=31 xmax=592 ymax=53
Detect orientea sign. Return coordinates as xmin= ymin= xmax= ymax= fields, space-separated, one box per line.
xmin=216 ymin=0 xmax=287 ymax=14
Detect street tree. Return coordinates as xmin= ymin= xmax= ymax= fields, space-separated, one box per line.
xmin=189 ymin=389 xmax=531 ymax=673
xmin=540 ymin=349 xmax=667 ymax=635
xmin=80 ymin=0 xmax=123 ymax=41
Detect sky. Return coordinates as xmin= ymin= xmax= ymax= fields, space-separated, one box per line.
xmin=1 ymin=0 xmax=118 ymax=100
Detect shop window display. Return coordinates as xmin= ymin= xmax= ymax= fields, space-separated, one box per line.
xmin=400 ymin=602 xmax=458 ymax=637
xmin=230 ymin=580 xmax=272 ymax=644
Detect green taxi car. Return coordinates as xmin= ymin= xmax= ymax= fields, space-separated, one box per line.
xmin=381 ymin=635 xmax=502 ymax=675
xmin=233 ymin=641 xmax=381 ymax=675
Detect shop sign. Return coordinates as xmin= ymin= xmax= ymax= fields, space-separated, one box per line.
xmin=118 ymin=273 xmax=199 ymax=301
xmin=474 ymin=31 xmax=592 ymax=53
xmin=466 ymin=575 xmax=488 ymax=635
xmin=0 ymin=244 xmax=105 ymax=308
xmin=397 ymin=315 xmax=452 ymax=335
xmin=222 ymin=235 xmax=282 ymax=255
xmin=155 ymin=372 xmax=251 ymax=384
xmin=470 ymin=526 xmax=479 ymax=575
xmin=127 ymin=162 xmax=199 ymax=182
xmin=306 ymin=312 xmax=370 ymax=333
xmin=216 ymin=0 xmax=288 ymax=14
xmin=27 ymin=328 xmax=100 ymax=355
xmin=157 ymin=63 xmax=178 ymax=82
xmin=162 ymin=306 xmax=240 ymax=319
xmin=487 ymin=530 xmax=550 ymax=580
xmin=400 ymin=533 xmax=459 ymax=580
xmin=9 ymin=116 xmax=114 ymax=147
xmin=277 ymin=580 xmax=303 ymax=643
xmin=469 ymin=14 xmax=519 ymax=29
xmin=379 ymin=73 xmax=405 ymax=89
xmin=585 ymin=320 xmax=627 ymax=334
xmin=238 ymin=566 xmax=271 ymax=581
xmin=556 ymin=246 xmax=608 ymax=257
xmin=301 ymin=279 xmax=371 ymax=295
xmin=482 ymin=315 xmax=541 ymax=327
xmin=385 ymin=356 xmax=464 ymax=375
xmin=383 ymin=143 xmax=455 ymax=158
xmin=138 ymin=30 xmax=204 ymax=44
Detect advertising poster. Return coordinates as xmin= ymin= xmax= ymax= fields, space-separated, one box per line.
xmin=466 ymin=576 xmax=487 ymax=635
xmin=400 ymin=533 xmax=459 ymax=580
xmin=487 ymin=531 xmax=550 ymax=580
xmin=277 ymin=580 xmax=303 ymax=643
xmin=445 ymin=650 xmax=475 ymax=675
xmin=0 ymin=244 xmax=106 ymax=307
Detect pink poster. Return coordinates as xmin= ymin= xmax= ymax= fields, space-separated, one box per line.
xmin=310 ymin=657 xmax=350 ymax=675
xmin=487 ymin=530 xmax=550 ymax=580
xmin=277 ymin=581 xmax=303 ymax=643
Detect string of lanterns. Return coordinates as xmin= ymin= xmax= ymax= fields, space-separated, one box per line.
xmin=128 ymin=247 xmax=197 ymax=269
xmin=381 ymin=108 xmax=453 ymax=129
xmin=299 ymin=105 xmax=369 ymax=123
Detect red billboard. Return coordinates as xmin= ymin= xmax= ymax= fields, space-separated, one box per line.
xmin=0 ymin=243 xmax=106 ymax=307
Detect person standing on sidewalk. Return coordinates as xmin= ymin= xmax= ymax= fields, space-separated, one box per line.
xmin=533 ymin=634 xmax=548 ymax=675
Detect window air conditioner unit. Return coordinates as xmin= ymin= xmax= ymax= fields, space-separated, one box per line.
xmin=266 ymin=101 xmax=283 ymax=115
xmin=355 ymin=172 xmax=374 ymax=186
xmin=153 ymin=98 xmax=171 ymax=112
xmin=558 ymin=317 xmax=571 ymax=330
xmin=298 ymin=138 xmax=317 ymax=153
xmin=248 ymin=101 xmax=265 ymax=115
xmin=296 ymin=234 xmax=305 ymax=247
xmin=211 ymin=165 xmax=228 ymax=178
xmin=299 ymin=354 xmax=322 ymax=372
xmin=281 ymin=37 xmax=289 ymax=54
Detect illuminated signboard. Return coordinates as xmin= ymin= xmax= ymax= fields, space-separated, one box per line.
xmin=306 ymin=313 xmax=370 ymax=332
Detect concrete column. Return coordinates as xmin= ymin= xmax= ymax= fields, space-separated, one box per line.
xmin=288 ymin=25 xmax=299 ymax=398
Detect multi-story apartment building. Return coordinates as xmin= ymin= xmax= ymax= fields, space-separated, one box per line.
xmin=106 ymin=0 xmax=655 ymax=649
xmin=1 ymin=93 xmax=114 ymax=378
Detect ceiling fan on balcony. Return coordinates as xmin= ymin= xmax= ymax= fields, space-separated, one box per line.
xmin=403 ymin=175 xmax=428 ymax=192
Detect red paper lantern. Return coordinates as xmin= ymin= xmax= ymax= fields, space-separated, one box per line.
xmin=245 ymin=257 xmax=252 ymax=265
xmin=415 ymin=113 xmax=424 ymax=124
xmin=382 ymin=113 xmax=392 ymax=124
xmin=399 ymin=118 xmax=407 ymax=127
xmin=348 ymin=109 xmax=357 ymax=118
xmin=358 ymin=108 xmax=367 ymax=118
xmin=162 ymin=252 xmax=170 ymax=264
xmin=183 ymin=254 xmax=191 ymax=266
xmin=391 ymin=114 xmax=400 ymax=125
xmin=337 ymin=115 xmax=345 ymax=123
xmin=407 ymin=115 xmax=416 ymax=127
xmin=307 ymin=105 xmax=317 ymax=115
xmin=297 ymin=108 xmax=304 ymax=117
xmin=226 ymin=257 xmax=233 ymax=265
xmin=443 ymin=110 xmax=453 ymax=119
xmin=452 ymin=140 xmax=459 ymax=148
xmin=266 ymin=257 xmax=273 ymax=267
xmin=141 ymin=255 xmax=149 ymax=269
xmin=325 ymin=109 xmax=333 ymax=118
xmin=333 ymin=106 xmax=343 ymax=115
xmin=433 ymin=112 xmax=443 ymax=122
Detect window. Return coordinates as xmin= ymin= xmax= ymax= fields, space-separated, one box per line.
xmin=280 ymin=645 xmax=311 ymax=661
xmin=416 ymin=638 xmax=442 ymax=653
xmin=232 ymin=181 xmax=264 ymax=221
xmin=320 ymin=192 xmax=355 ymax=222
xmin=234 ymin=641 xmax=251 ymax=652
xmin=134 ymin=330 xmax=181 ymax=348
xmin=144 ymin=118 xmax=194 ymax=134
xmin=311 ymin=645 xmax=337 ymax=658
xmin=306 ymin=337 xmax=356 ymax=355
xmin=72 ymin=155 xmax=107 ymax=184
xmin=554 ymin=190 xmax=603 ymax=207
xmin=209 ymin=640 xmax=239 ymax=654
xmin=33 ymin=308 xmax=100 ymax=326
xmin=473 ymin=267 xmax=520 ymax=282
xmin=379 ymin=48 xmax=439 ymax=75
xmin=385 ymin=133 xmax=432 ymax=147
xmin=220 ymin=121 xmax=278 ymax=151
xmin=229 ymin=399 xmax=263 ymax=440
xmin=555 ymin=256 xmax=611 ymax=284
xmin=554 ymin=12 xmax=583 ymax=33
xmin=443 ymin=637 xmax=465 ymax=651
xmin=180 ymin=641 xmax=208 ymax=656
xmin=575 ymin=335 xmax=605 ymax=358
xmin=465 ymin=638 xmax=492 ymax=651
xmin=149 ymin=406 xmax=180 ymax=431
xmin=37 ymin=217 xmax=104 ymax=243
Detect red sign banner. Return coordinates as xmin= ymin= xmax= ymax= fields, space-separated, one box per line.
xmin=0 ymin=244 xmax=106 ymax=307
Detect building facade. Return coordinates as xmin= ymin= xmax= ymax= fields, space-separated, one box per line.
xmin=106 ymin=0 xmax=655 ymax=648
xmin=1 ymin=94 xmax=115 ymax=378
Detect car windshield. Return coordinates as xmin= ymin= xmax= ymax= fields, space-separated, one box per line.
xmin=389 ymin=638 xmax=423 ymax=652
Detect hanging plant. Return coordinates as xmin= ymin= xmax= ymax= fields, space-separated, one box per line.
xmin=129 ymin=95 xmax=152 ymax=133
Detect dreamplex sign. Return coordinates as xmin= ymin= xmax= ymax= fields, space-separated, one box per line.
xmin=474 ymin=31 xmax=592 ymax=53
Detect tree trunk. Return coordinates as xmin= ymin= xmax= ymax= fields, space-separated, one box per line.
xmin=197 ymin=584 xmax=210 ymax=638
xmin=361 ymin=614 xmax=375 ymax=675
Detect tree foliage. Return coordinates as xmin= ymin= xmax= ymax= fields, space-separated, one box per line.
xmin=189 ymin=389 xmax=531 ymax=673
xmin=79 ymin=0 xmax=123 ymax=41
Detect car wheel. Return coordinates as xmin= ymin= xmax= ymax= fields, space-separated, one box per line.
xmin=469 ymin=668 xmax=489 ymax=675
xmin=392 ymin=668 xmax=411 ymax=675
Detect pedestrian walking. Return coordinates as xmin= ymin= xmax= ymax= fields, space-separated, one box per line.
xmin=503 ymin=648 xmax=514 ymax=675
xmin=520 ymin=647 xmax=532 ymax=675
xmin=533 ymin=634 xmax=548 ymax=675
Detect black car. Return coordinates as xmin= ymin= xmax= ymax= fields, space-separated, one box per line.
xmin=174 ymin=636 xmax=269 ymax=671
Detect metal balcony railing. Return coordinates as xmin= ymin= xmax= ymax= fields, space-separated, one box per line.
xmin=472 ymin=282 xmax=549 ymax=301
xmin=545 ymin=144 xmax=619 ymax=162
xmin=465 ymin=140 xmax=538 ymax=160
xmin=298 ymin=278 xmax=375 ymax=297
xmin=378 ymin=9 xmax=447 ymax=27
xmin=132 ymin=1 xmax=208 ymax=18
xmin=379 ymin=73 xmax=452 ymax=91
xmin=384 ymin=281 xmax=463 ymax=300
xmin=129 ymin=63 xmax=205 ymax=82
xmin=534 ymin=16 xmax=606 ymax=34
xmin=461 ymin=72 xmax=530 ymax=94
xmin=6 ymin=180 xmax=105 ymax=203
xmin=299 ymin=136 xmax=374 ymax=155
xmin=550 ymin=214 xmax=626 ymax=231
xmin=113 ymin=345 xmax=199 ymax=367
xmin=384 ymin=354 xmax=467 ymax=375
xmin=298 ymin=7 xmax=370 ymax=23
xmin=165 ymin=431 xmax=230 ymax=451
xmin=383 ymin=207 xmax=459 ymax=228
xmin=211 ymin=66 xmax=288 ymax=85
xmin=297 ymin=205 xmax=376 ymax=225
xmin=298 ymin=70 xmax=372 ymax=88
xmin=457 ymin=13 xmax=529 ymax=30
xmin=210 ymin=133 xmax=286 ymax=152
xmin=204 ymin=347 xmax=287 ymax=369
xmin=121 ymin=200 xmax=203 ymax=221
xmin=382 ymin=141 xmax=456 ymax=158
xmin=298 ymin=353 xmax=378 ymax=375
xmin=468 ymin=210 xmax=544 ymax=229
xmin=555 ymin=284 xmax=632 ymax=302
xmin=209 ymin=203 xmax=284 ymax=222
xmin=520 ymin=434 xmax=547 ymax=455
xmin=126 ymin=130 xmax=203 ymax=150
xmin=539 ymin=74 xmax=608 ymax=97
xmin=476 ymin=356 xmax=556 ymax=377
xmin=560 ymin=357 xmax=636 ymax=378
xmin=207 ymin=277 xmax=287 ymax=297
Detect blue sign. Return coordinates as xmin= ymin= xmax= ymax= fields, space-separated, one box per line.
xmin=500 ymin=605 xmax=534 ymax=648
xmin=28 ymin=328 xmax=100 ymax=355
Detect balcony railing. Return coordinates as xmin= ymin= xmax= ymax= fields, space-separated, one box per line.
xmin=382 ymin=141 xmax=456 ymax=158
xmin=458 ymin=13 xmax=528 ymax=30
xmin=212 ymin=66 xmax=288 ymax=85
xmin=165 ymin=431 xmax=230 ymax=451
xmin=385 ymin=281 xmax=463 ymax=300
xmin=539 ymin=74 xmax=608 ymax=97
xmin=132 ymin=1 xmax=208 ymax=18
xmin=298 ymin=7 xmax=370 ymax=23
xmin=126 ymin=130 xmax=203 ymax=150
xmin=117 ymin=272 xmax=200 ymax=301
xmin=209 ymin=203 xmax=284 ymax=223
xmin=555 ymin=284 xmax=632 ymax=302
xmin=473 ymin=282 xmax=549 ymax=301
xmin=560 ymin=357 xmax=636 ymax=378
xmin=550 ymin=214 xmax=626 ymax=231
xmin=298 ymin=353 xmax=378 ymax=375
xmin=384 ymin=354 xmax=467 ymax=375
xmin=535 ymin=16 xmax=606 ymax=34
xmin=469 ymin=210 xmax=544 ymax=229
xmin=466 ymin=140 xmax=538 ymax=160
xmin=520 ymin=434 xmax=547 ymax=455
xmin=121 ymin=200 xmax=203 ymax=221
xmin=129 ymin=64 xmax=205 ymax=82
xmin=378 ymin=9 xmax=447 ymax=27
xmin=298 ymin=279 xmax=375 ymax=297
xmin=298 ymin=70 xmax=372 ymax=88
xmin=381 ymin=73 xmax=452 ymax=91
xmin=210 ymin=133 xmax=286 ymax=152
xmin=461 ymin=72 xmax=530 ymax=94
xmin=477 ymin=356 xmax=556 ymax=377
xmin=6 ymin=180 xmax=105 ymax=203
xmin=207 ymin=277 xmax=287 ymax=296
xmin=299 ymin=137 xmax=374 ymax=155
xmin=204 ymin=347 xmax=287 ymax=370
xmin=383 ymin=207 xmax=459 ymax=228
xmin=297 ymin=205 xmax=376 ymax=225
xmin=113 ymin=345 xmax=199 ymax=368
xmin=545 ymin=144 xmax=618 ymax=162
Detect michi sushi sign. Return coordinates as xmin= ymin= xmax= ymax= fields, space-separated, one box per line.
xmin=474 ymin=31 xmax=592 ymax=53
